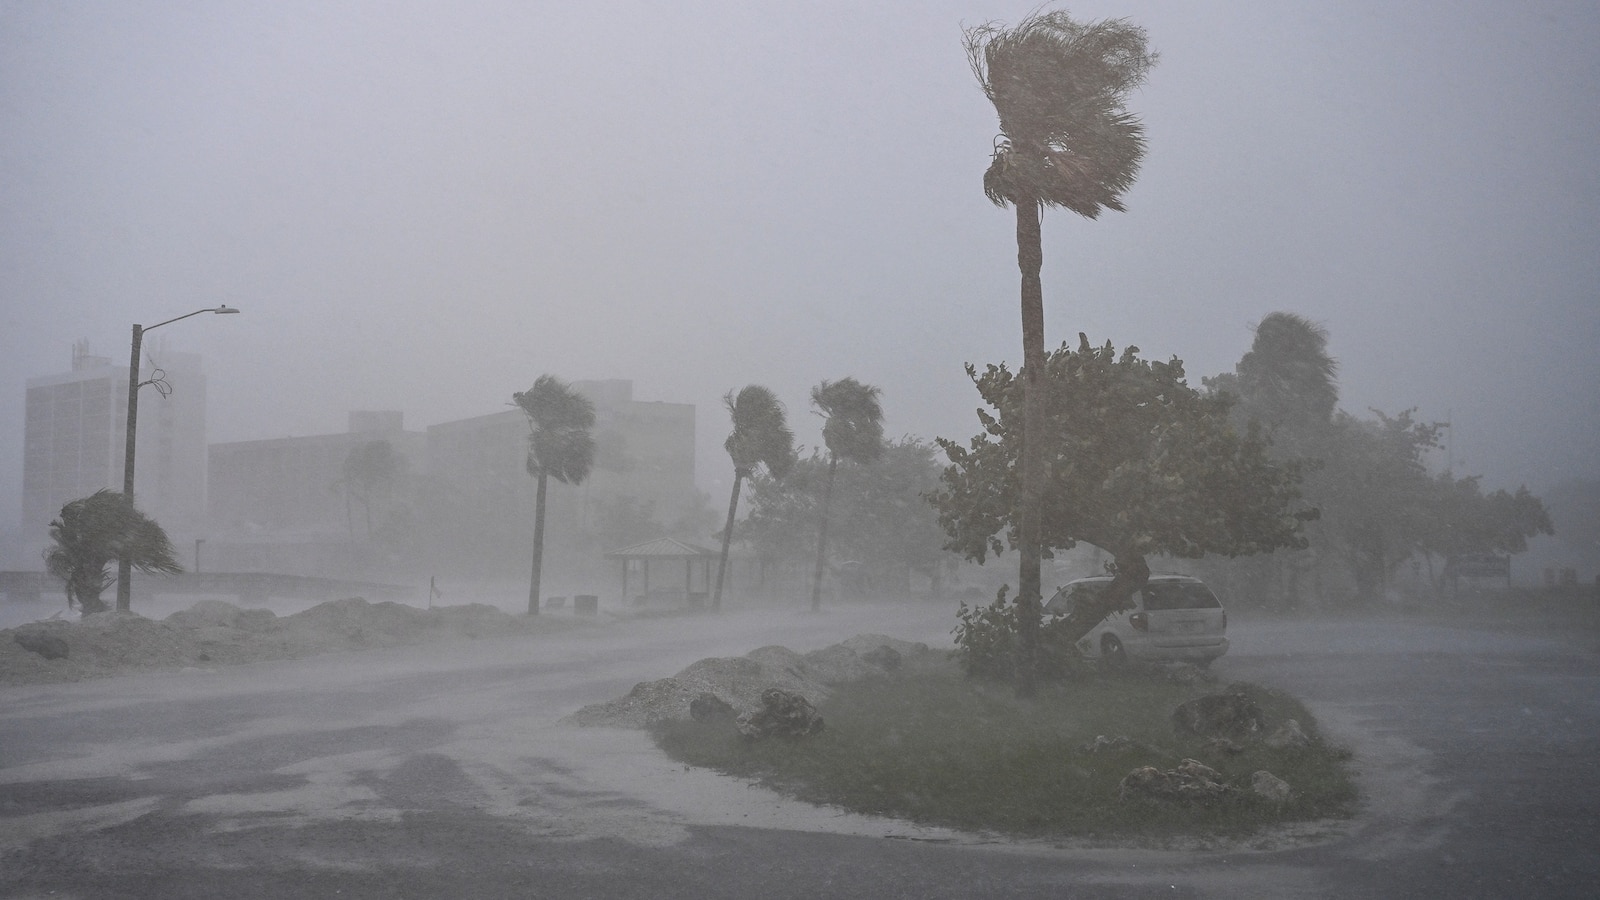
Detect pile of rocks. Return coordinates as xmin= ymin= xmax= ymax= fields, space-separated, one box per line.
xmin=1114 ymin=684 xmax=1318 ymax=806
xmin=565 ymin=634 xmax=929 ymax=730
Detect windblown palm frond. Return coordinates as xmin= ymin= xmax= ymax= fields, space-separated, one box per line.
xmin=812 ymin=378 xmax=885 ymax=465
xmin=45 ymin=489 xmax=181 ymax=613
xmin=966 ymin=11 xmax=1155 ymax=217
xmin=725 ymin=385 xmax=796 ymax=479
xmin=514 ymin=375 xmax=597 ymax=485
xmin=1237 ymin=312 xmax=1340 ymax=427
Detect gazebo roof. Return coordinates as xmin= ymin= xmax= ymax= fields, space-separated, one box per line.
xmin=604 ymin=537 xmax=717 ymax=560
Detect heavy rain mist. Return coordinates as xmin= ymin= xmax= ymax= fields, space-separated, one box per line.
xmin=3 ymin=5 xmax=1600 ymax=894
xmin=2 ymin=0 xmax=1596 ymax=560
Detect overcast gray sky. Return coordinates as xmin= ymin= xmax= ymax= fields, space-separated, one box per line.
xmin=3 ymin=0 xmax=1597 ymax=537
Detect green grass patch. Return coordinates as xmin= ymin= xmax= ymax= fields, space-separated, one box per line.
xmin=653 ymin=658 xmax=1356 ymax=839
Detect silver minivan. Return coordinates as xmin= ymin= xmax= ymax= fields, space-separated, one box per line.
xmin=1044 ymin=574 xmax=1229 ymax=667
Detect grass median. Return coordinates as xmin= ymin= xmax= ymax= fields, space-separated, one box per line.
xmin=654 ymin=655 xmax=1356 ymax=840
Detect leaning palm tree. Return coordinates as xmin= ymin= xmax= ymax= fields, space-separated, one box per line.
xmin=809 ymin=378 xmax=883 ymax=612
xmin=513 ymin=375 xmax=596 ymax=615
xmin=965 ymin=10 xmax=1155 ymax=694
xmin=715 ymin=385 xmax=796 ymax=612
xmin=45 ymin=489 xmax=182 ymax=616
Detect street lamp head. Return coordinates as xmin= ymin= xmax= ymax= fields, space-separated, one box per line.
xmin=214 ymin=305 xmax=241 ymax=314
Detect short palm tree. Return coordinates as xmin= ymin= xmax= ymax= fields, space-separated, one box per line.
xmin=809 ymin=378 xmax=883 ymax=612
xmin=965 ymin=10 xmax=1155 ymax=694
xmin=45 ymin=490 xmax=182 ymax=615
xmin=513 ymin=375 xmax=596 ymax=615
xmin=714 ymin=385 xmax=797 ymax=612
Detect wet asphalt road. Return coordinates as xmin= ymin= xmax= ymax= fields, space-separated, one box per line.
xmin=1 ymin=603 xmax=1597 ymax=899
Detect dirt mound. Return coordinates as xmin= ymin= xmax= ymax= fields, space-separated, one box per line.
xmin=0 ymin=598 xmax=585 ymax=686
xmin=567 ymin=635 xmax=933 ymax=728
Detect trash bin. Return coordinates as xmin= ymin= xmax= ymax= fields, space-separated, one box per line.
xmin=574 ymin=594 xmax=599 ymax=616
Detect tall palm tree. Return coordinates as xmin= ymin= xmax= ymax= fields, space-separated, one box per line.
xmin=513 ymin=375 xmax=596 ymax=615
xmin=965 ymin=10 xmax=1155 ymax=694
xmin=714 ymin=385 xmax=797 ymax=612
xmin=809 ymin=378 xmax=883 ymax=612
xmin=45 ymin=489 xmax=182 ymax=616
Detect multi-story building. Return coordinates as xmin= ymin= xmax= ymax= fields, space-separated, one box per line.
xmin=22 ymin=340 xmax=207 ymax=541
xmin=22 ymin=361 xmax=701 ymax=583
xmin=200 ymin=381 xmax=700 ymax=581
xmin=207 ymin=411 xmax=426 ymax=539
xmin=423 ymin=380 xmax=702 ymax=576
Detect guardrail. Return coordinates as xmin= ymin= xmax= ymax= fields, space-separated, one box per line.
xmin=0 ymin=571 xmax=414 ymax=606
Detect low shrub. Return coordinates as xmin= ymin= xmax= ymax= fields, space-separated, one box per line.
xmin=655 ymin=661 xmax=1356 ymax=840
xmin=951 ymin=585 xmax=1084 ymax=683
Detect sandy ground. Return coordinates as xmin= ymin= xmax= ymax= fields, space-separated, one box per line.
xmin=0 ymin=596 xmax=600 ymax=686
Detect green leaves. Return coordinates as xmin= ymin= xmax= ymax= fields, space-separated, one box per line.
xmin=932 ymin=336 xmax=1315 ymax=567
xmin=514 ymin=375 xmax=597 ymax=486
xmin=724 ymin=384 xmax=797 ymax=480
xmin=812 ymin=377 xmax=885 ymax=466
xmin=45 ymin=489 xmax=181 ymax=614
xmin=965 ymin=10 xmax=1156 ymax=217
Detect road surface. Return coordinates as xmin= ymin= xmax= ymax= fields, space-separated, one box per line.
xmin=2 ymin=602 xmax=1596 ymax=898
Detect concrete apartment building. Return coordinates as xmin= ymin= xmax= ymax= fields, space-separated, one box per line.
xmin=423 ymin=380 xmax=701 ymax=577
xmin=209 ymin=409 xmax=428 ymax=550
xmin=21 ymin=356 xmax=701 ymax=583
xmin=22 ymin=341 xmax=207 ymax=550
xmin=201 ymin=380 xmax=700 ymax=579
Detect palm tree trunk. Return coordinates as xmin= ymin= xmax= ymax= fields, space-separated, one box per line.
xmin=528 ymin=471 xmax=548 ymax=615
xmin=810 ymin=455 xmax=839 ymax=612
xmin=713 ymin=472 xmax=744 ymax=612
xmin=1015 ymin=197 xmax=1046 ymax=697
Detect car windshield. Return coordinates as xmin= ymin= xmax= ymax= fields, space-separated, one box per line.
xmin=1141 ymin=582 xmax=1221 ymax=611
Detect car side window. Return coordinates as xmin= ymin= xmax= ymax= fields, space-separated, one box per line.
xmin=1141 ymin=583 xmax=1221 ymax=610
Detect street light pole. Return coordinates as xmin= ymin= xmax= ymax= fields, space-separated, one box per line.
xmin=116 ymin=305 xmax=241 ymax=612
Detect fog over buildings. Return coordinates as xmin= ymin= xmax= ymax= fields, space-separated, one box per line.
xmin=2 ymin=1 xmax=1597 ymax=568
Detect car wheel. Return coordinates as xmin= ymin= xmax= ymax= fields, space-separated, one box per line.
xmin=1101 ymin=635 xmax=1127 ymax=668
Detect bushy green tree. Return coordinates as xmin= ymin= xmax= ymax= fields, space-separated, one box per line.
xmin=44 ymin=490 xmax=182 ymax=616
xmin=1195 ymin=312 xmax=1337 ymax=606
xmin=741 ymin=438 xmax=954 ymax=600
xmin=932 ymin=336 xmax=1314 ymax=678
xmin=1203 ymin=314 xmax=1554 ymax=606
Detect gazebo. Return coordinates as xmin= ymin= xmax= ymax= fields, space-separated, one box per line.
xmin=604 ymin=537 xmax=718 ymax=606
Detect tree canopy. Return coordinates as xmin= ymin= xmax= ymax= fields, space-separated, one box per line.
xmin=742 ymin=438 xmax=953 ymax=599
xmin=809 ymin=378 xmax=885 ymax=610
xmin=1197 ymin=311 xmax=1553 ymax=606
xmin=515 ymin=375 xmax=597 ymax=486
xmin=513 ymin=375 xmax=596 ymax=614
xmin=932 ymin=336 xmax=1315 ymax=645
xmin=338 ymin=439 xmax=404 ymax=539
xmin=715 ymin=385 xmax=797 ymax=610
xmin=45 ymin=490 xmax=182 ymax=616
xmin=812 ymin=378 xmax=884 ymax=466
xmin=966 ymin=10 xmax=1155 ymax=217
